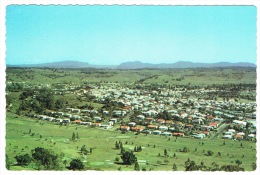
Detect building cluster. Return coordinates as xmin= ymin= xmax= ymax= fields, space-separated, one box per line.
xmin=27 ymin=83 xmax=256 ymax=141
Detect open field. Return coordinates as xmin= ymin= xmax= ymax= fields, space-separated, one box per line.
xmin=6 ymin=113 xmax=256 ymax=171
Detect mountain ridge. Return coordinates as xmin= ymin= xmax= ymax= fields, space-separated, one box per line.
xmin=7 ymin=60 xmax=256 ymax=69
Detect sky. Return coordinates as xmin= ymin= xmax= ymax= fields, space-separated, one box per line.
xmin=6 ymin=5 xmax=257 ymax=65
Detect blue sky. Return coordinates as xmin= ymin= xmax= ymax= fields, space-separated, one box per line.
xmin=6 ymin=5 xmax=257 ymax=65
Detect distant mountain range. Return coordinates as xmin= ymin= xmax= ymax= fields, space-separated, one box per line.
xmin=7 ymin=60 xmax=256 ymax=69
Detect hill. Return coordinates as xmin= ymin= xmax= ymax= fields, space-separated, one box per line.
xmin=7 ymin=60 xmax=256 ymax=69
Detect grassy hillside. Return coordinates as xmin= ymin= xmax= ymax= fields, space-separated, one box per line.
xmin=6 ymin=113 xmax=256 ymax=171
xmin=6 ymin=67 xmax=256 ymax=86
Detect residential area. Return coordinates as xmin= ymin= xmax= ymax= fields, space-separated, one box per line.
xmin=20 ymin=82 xmax=256 ymax=142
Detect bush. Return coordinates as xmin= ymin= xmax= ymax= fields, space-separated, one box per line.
xmin=69 ymin=159 xmax=84 ymax=170
xmin=15 ymin=153 xmax=31 ymax=166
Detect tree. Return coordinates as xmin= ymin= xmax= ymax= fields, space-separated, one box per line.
xmin=251 ymin=162 xmax=256 ymax=170
xmin=69 ymin=159 xmax=84 ymax=170
xmin=15 ymin=153 xmax=31 ymax=166
xmin=185 ymin=159 xmax=199 ymax=171
xmin=76 ymin=132 xmax=79 ymax=140
xmin=207 ymin=150 xmax=214 ymax=156
xmin=31 ymin=147 xmax=60 ymax=170
xmin=115 ymin=141 xmax=120 ymax=149
xmin=55 ymin=98 xmax=65 ymax=110
xmin=6 ymin=154 xmax=11 ymax=170
xmin=121 ymin=151 xmax=137 ymax=165
xmin=172 ymin=163 xmax=177 ymax=171
xmin=235 ymin=159 xmax=242 ymax=167
xmin=134 ymin=162 xmax=140 ymax=171
xmin=80 ymin=145 xmax=88 ymax=154
xmin=164 ymin=148 xmax=168 ymax=157
xmin=72 ymin=132 xmax=76 ymax=142
xmin=63 ymin=159 xmax=68 ymax=167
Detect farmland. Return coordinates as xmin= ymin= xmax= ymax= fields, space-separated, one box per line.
xmin=5 ymin=67 xmax=257 ymax=171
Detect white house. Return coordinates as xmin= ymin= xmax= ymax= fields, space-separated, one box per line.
xmin=158 ymin=126 xmax=168 ymax=131
xmin=152 ymin=130 xmax=162 ymax=135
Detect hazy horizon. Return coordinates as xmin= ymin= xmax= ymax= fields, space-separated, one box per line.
xmin=7 ymin=60 xmax=257 ymax=66
xmin=6 ymin=6 xmax=257 ymax=65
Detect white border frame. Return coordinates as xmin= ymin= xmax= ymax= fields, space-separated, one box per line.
xmin=0 ymin=1 xmax=259 ymax=175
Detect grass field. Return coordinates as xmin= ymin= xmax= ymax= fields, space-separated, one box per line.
xmin=6 ymin=113 xmax=256 ymax=171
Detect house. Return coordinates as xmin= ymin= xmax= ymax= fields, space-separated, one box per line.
xmin=128 ymin=122 xmax=136 ymax=127
xmin=81 ymin=122 xmax=92 ymax=125
xmin=92 ymin=123 xmax=101 ymax=127
xmin=72 ymin=109 xmax=81 ymax=113
xmin=103 ymin=111 xmax=109 ymax=115
xmin=136 ymin=115 xmax=145 ymax=120
xmin=110 ymin=118 xmax=117 ymax=124
xmin=141 ymin=130 xmax=152 ymax=134
xmin=158 ymin=126 xmax=168 ymax=131
xmin=165 ymin=120 xmax=173 ymax=125
xmin=63 ymin=119 xmax=70 ymax=123
xmin=201 ymin=125 xmax=213 ymax=131
xmin=194 ymin=134 xmax=204 ymax=139
xmin=234 ymin=134 xmax=244 ymax=140
xmin=157 ymin=119 xmax=165 ymax=124
xmin=169 ymin=127 xmax=175 ymax=132
xmin=108 ymin=121 xmax=114 ymax=126
xmin=63 ymin=113 xmax=72 ymax=118
xmin=93 ymin=116 xmax=102 ymax=121
xmin=120 ymin=125 xmax=130 ymax=131
xmin=152 ymin=130 xmax=162 ymax=135
xmin=233 ymin=120 xmax=247 ymax=127
xmin=147 ymin=124 xmax=158 ymax=130
xmin=224 ymin=131 xmax=234 ymax=136
xmin=81 ymin=109 xmax=90 ymax=113
xmin=100 ymin=124 xmax=111 ymax=129
xmin=248 ymin=134 xmax=255 ymax=138
xmin=65 ymin=108 xmax=73 ymax=112
xmin=185 ymin=124 xmax=193 ymax=129
xmin=222 ymin=135 xmax=232 ymax=139
xmin=130 ymin=126 xmax=144 ymax=132
xmin=161 ymin=132 xmax=172 ymax=136
xmin=55 ymin=118 xmax=63 ymax=123
xmin=73 ymin=120 xmax=82 ymax=124
xmin=172 ymin=132 xmax=185 ymax=137
xmin=72 ymin=115 xmax=81 ymax=119
xmin=209 ymin=122 xmax=219 ymax=129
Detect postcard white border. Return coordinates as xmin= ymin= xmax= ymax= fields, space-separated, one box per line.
xmin=0 ymin=1 xmax=259 ymax=175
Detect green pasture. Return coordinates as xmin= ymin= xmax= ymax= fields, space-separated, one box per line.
xmin=6 ymin=113 xmax=256 ymax=171
xmin=6 ymin=67 xmax=256 ymax=86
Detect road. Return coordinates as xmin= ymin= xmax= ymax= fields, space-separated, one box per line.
xmin=211 ymin=123 xmax=228 ymax=140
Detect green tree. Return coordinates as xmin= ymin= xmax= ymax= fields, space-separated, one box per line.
xmin=164 ymin=148 xmax=168 ymax=157
xmin=15 ymin=153 xmax=31 ymax=166
xmin=185 ymin=159 xmax=199 ymax=171
xmin=72 ymin=132 xmax=76 ymax=142
xmin=134 ymin=162 xmax=140 ymax=171
xmin=207 ymin=150 xmax=214 ymax=156
xmin=6 ymin=154 xmax=11 ymax=170
xmin=31 ymin=147 xmax=60 ymax=170
xmin=121 ymin=151 xmax=137 ymax=165
xmin=76 ymin=132 xmax=79 ymax=140
xmin=172 ymin=163 xmax=177 ymax=171
xmin=80 ymin=145 xmax=88 ymax=154
xmin=55 ymin=98 xmax=65 ymax=110
xmin=69 ymin=159 xmax=84 ymax=170
xmin=235 ymin=159 xmax=242 ymax=167
xmin=251 ymin=162 xmax=256 ymax=170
